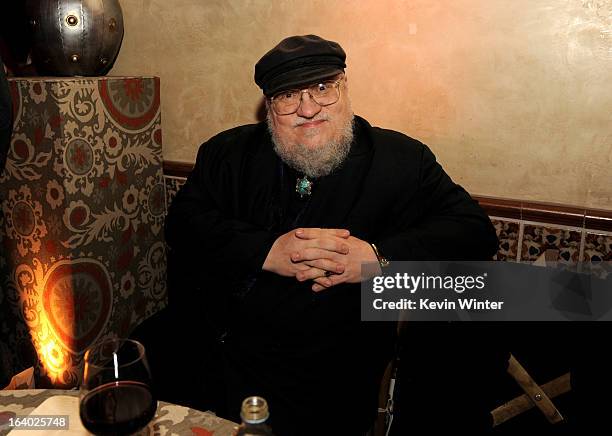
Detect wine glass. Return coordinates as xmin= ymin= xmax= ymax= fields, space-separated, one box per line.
xmin=80 ymin=338 xmax=157 ymax=435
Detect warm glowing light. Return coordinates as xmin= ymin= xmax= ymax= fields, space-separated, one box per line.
xmin=36 ymin=315 xmax=73 ymax=386
xmin=16 ymin=256 xmax=114 ymax=387
xmin=23 ymin=267 xmax=75 ymax=387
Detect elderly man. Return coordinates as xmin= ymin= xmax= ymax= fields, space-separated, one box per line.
xmin=164 ymin=35 xmax=498 ymax=435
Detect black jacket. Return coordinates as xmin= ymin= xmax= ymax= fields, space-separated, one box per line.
xmin=163 ymin=116 xmax=498 ymax=435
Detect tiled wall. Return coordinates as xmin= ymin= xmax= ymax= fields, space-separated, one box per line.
xmin=583 ymin=233 xmax=612 ymax=262
xmin=490 ymin=219 xmax=612 ymax=263
xmin=491 ymin=219 xmax=520 ymax=261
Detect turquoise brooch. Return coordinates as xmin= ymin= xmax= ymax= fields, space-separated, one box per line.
xmin=295 ymin=176 xmax=313 ymax=197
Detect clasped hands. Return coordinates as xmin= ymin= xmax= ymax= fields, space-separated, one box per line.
xmin=262 ymin=228 xmax=380 ymax=292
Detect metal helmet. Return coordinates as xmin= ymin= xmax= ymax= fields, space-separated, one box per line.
xmin=27 ymin=0 xmax=124 ymax=76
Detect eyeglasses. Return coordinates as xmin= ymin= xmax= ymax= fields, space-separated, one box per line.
xmin=269 ymin=76 xmax=344 ymax=115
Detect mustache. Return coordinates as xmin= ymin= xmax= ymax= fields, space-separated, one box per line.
xmin=293 ymin=115 xmax=331 ymax=127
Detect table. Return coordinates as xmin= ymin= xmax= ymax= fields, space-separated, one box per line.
xmin=0 ymin=389 xmax=237 ymax=435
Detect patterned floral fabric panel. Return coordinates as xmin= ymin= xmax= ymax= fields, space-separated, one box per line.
xmin=0 ymin=77 xmax=167 ymax=388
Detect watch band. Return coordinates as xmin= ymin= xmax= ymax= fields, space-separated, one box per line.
xmin=370 ymin=243 xmax=390 ymax=268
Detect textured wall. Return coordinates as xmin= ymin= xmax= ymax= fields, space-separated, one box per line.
xmin=110 ymin=0 xmax=612 ymax=210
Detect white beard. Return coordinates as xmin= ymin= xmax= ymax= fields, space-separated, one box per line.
xmin=267 ymin=113 xmax=355 ymax=179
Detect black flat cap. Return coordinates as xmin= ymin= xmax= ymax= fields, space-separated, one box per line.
xmin=255 ymin=35 xmax=346 ymax=96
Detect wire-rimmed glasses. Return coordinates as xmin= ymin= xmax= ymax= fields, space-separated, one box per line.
xmin=269 ymin=75 xmax=344 ymax=115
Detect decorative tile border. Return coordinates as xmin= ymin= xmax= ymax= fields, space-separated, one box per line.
xmin=490 ymin=218 xmax=520 ymax=261
xmin=583 ymin=232 xmax=612 ymax=262
xmin=520 ymin=223 xmax=582 ymax=262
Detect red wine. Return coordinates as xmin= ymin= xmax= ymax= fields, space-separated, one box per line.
xmin=80 ymin=381 xmax=156 ymax=435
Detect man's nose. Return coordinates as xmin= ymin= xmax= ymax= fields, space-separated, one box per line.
xmin=296 ymin=91 xmax=322 ymax=118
